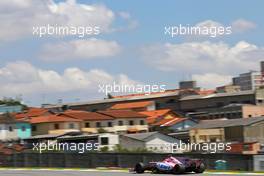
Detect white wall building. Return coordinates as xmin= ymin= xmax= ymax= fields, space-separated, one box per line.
xmin=119 ymin=132 xmax=182 ymax=153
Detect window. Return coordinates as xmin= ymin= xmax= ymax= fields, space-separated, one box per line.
xmin=140 ymin=120 xmax=145 ymax=125
xmin=54 ymin=124 xmax=59 ymax=130
xmin=129 ymin=120 xmax=134 ymax=126
xmin=258 ymin=99 xmax=263 ymax=103
xmin=8 ymin=126 xmax=13 ymax=132
xmin=166 ymin=99 xmax=175 ymax=104
xmin=118 ymin=120 xmax=123 ymax=126
xmin=96 ymin=122 xmax=101 ymax=128
xmin=21 ymin=126 xmax=26 ymax=132
xmin=69 ymin=123 xmax=75 ymax=129
xmin=91 ymin=109 xmax=97 ymax=112
xmin=108 ymin=122 xmax=112 ymax=127
xmin=32 ymin=125 xmax=37 ymax=131
xmin=100 ymin=137 xmax=109 ymax=145
xmin=85 ymin=122 xmax=90 ymax=128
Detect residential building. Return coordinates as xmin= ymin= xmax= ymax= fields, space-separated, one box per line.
xmin=187 ymin=104 xmax=264 ymax=120
xmin=0 ymin=114 xmax=31 ymax=141
xmin=30 ymin=114 xmax=81 ymax=136
xmin=216 ymin=84 xmax=241 ymax=93
xmin=43 ymin=86 xmax=264 ymax=118
xmin=190 ymin=128 xmax=225 ymax=143
xmin=180 ymin=89 xmax=264 ymax=113
xmin=232 ymin=62 xmax=264 ymax=91
xmin=140 ymin=109 xmax=197 ymax=132
xmin=190 ymin=117 xmax=264 ymax=153
xmin=63 ymin=110 xmax=148 ymax=134
xmin=233 ymin=71 xmax=264 ymax=91
xmin=98 ymin=110 xmax=148 ymax=133
xmin=119 ymin=132 xmax=182 ymax=153
xmin=42 ymin=89 xmax=198 ymax=112
xmin=109 ymin=101 xmax=155 ymax=111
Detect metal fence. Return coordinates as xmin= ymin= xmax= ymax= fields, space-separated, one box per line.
xmin=0 ymin=152 xmax=255 ymax=171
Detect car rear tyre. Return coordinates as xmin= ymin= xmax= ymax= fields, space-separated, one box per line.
xmin=172 ymin=164 xmax=185 ymax=174
xmin=134 ymin=162 xmax=145 ymax=174
xmin=194 ymin=163 xmax=205 ymax=173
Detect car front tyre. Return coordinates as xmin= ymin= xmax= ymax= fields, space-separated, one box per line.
xmin=194 ymin=163 xmax=206 ymax=173
xmin=134 ymin=162 xmax=145 ymax=174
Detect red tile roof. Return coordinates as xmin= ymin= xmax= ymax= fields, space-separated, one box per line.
xmin=196 ymin=89 xmax=216 ymax=95
xmin=110 ymin=101 xmax=154 ymax=110
xmin=98 ymin=110 xmax=147 ymax=119
xmin=30 ymin=114 xmax=81 ymax=124
xmin=63 ymin=110 xmax=114 ymax=121
xmin=15 ymin=107 xmax=52 ymax=119
xmin=159 ymin=118 xmax=187 ymax=127
xmin=140 ymin=109 xmax=179 ymax=124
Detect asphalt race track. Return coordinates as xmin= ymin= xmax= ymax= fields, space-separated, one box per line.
xmin=0 ymin=170 xmax=261 ymax=176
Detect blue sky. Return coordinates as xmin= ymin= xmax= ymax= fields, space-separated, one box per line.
xmin=0 ymin=0 xmax=264 ymax=106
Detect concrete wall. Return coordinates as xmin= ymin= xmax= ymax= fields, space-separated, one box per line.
xmin=145 ymin=133 xmax=180 ymax=153
xmin=242 ymin=105 xmax=264 ymax=118
xmin=244 ymin=122 xmax=264 ymax=143
xmin=254 ymin=155 xmax=264 ymax=171
xmin=119 ymin=135 xmax=145 ymax=150
xmin=0 ymin=124 xmax=18 ymax=141
xmin=16 ymin=123 xmax=31 ymax=139
xmin=0 ymin=152 xmax=256 ymax=171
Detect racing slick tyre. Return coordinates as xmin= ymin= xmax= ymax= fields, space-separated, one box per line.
xmin=194 ymin=163 xmax=206 ymax=173
xmin=151 ymin=167 xmax=160 ymax=174
xmin=134 ymin=162 xmax=145 ymax=174
xmin=172 ymin=164 xmax=185 ymax=174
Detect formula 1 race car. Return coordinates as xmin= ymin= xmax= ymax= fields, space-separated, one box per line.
xmin=133 ymin=156 xmax=205 ymax=174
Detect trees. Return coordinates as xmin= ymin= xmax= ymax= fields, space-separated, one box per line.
xmin=0 ymin=98 xmax=28 ymax=110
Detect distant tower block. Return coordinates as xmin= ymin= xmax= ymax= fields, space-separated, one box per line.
xmin=261 ymin=61 xmax=264 ymax=73
xmin=179 ymin=80 xmax=197 ymax=89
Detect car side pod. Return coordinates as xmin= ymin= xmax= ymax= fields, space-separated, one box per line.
xmin=134 ymin=162 xmax=145 ymax=174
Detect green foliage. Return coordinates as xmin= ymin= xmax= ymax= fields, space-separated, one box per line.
xmin=100 ymin=146 xmax=109 ymax=152
xmin=0 ymin=98 xmax=28 ymax=110
xmin=97 ymin=128 xmax=108 ymax=133
xmin=111 ymin=144 xmax=152 ymax=153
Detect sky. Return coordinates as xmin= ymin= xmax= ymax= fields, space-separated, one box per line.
xmin=0 ymin=0 xmax=264 ymax=106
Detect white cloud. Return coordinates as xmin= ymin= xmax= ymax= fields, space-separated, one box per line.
xmin=0 ymin=0 xmax=134 ymax=41
xmin=40 ymin=38 xmax=121 ymax=61
xmin=192 ymin=73 xmax=232 ymax=89
xmin=142 ymin=41 xmax=264 ymax=88
xmin=231 ymin=19 xmax=256 ymax=33
xmin=0 ymin=61 xmax=138 ymax=98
